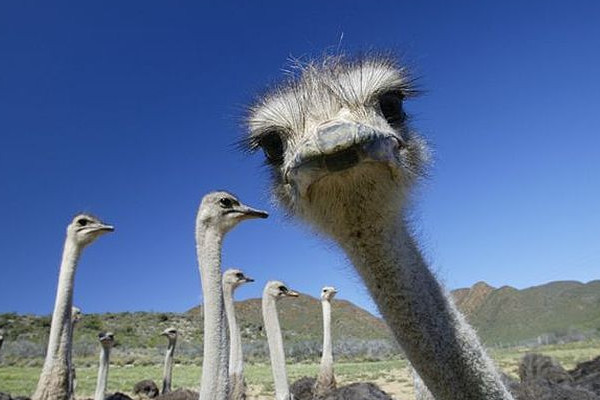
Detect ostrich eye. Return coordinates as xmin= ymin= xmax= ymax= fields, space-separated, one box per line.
xmin=378 ymin=91 xmax=406 ymax=128
xmin=219 ymin=198 xmax=233 ymax=208
xmin=77 ymin=218 xmax=88 ymax=227
xmin=258 ymin=131 xmax=285 ymax=165
xmin=279 ymin=286 xmax=288 ymax=292
xmin=235 ymin=272 xmax=243 ymax=278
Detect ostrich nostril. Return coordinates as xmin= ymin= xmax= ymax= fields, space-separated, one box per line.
xmin=323 ymin=147 xmax=360 ymax=172
xmin=396 ymin=137 xmax=405 ymax=150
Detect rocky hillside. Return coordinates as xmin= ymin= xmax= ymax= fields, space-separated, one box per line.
xmin=187 ymin=295 xmax=392 ymax=341
xmin=0 ymin=292 xmax=397 ymax=366
xmin=452 ymin=280 xmax=600 ymax=345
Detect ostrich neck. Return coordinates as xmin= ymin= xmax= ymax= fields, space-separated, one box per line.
xmin=94 ymin=345 xmax=110 ymax=400
xmin=262 ymin=295 xmax=290 ymax=400
xmin=224 ymin=284 xmax=243 ymax=377
xmin=196 ymin=227 xmax=229 ymax=400
xmin=33 ymin=238 xmax=81 ymax=400
xmin=317 ymin=299 xmax=334 ymax=386
xmin=162 ymin=338 xmax=176 ymax=394
xmin=336 ymin=213 xmax=512 ymax=400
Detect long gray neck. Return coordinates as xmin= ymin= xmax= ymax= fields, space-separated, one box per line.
xmin=94 ymin=345 xmax=110 ymax=400
xmin=315 ymin=299 xmax=335 ymax=396
xmin=413 ymin=367 xmax=436 ymax=400
xmin=224 ymin=282 xmax=247 ymax=400
xmin=33 ymin=239 xmax=81 ymax=400
xmin=196 ymin=227 xmax=229 ymax=400
xmin=224 ymin=283 xmax=243 ymax=377
xmin=162 ymin=338 xmax=176 ymax=394
xmin=262 ymin=294 xmax=290 ymax=400
xmin=337 ymin=214 xmax=512 ymax=400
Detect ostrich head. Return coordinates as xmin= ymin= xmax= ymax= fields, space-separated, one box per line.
xmin=197 ymin=191 xmax=268 ymax=234
xmin=264 ymin=281 xmax=300 ymax=299
xmin=160 ymin=327 xmax=178 ymax=341
xmin=320 ymin=286 xmax=338 ymax=301
xmin=245 ymin=55 xmax=428 ymax=237
xmin=223 ymin=268 xmax=255 ymax=288
xmin=71 ymin=306 xmax=82 ymax=324
xmin=67 ymin=214 xmax=114 ymax=247
xmin=98 ymin=332 xmax=115 ymax=349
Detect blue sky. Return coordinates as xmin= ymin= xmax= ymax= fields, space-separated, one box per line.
xmin=1 ymin=1 xmax=598 ymax=316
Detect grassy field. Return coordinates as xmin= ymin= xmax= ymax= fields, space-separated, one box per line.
xmin=1 ymin=340 xmax=598 ymax=399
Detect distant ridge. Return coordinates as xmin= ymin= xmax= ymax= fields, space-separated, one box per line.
xmin=451 ymin=280 xmax=600 ymax=345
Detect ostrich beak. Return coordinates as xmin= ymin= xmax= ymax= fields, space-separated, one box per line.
xmin=244 ymin=277 xmax=255 ymax=283
xmin=237 ymin=204 xmax=269 ymax=219
xmin=96 ymin=223 xmax=115 ymax=232
xmin=286 ymin=289 xmax=300 ymax=297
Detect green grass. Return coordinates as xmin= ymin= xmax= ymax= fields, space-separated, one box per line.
xmin=1 ymin=341 xmax=598 ymax=398
xmin=0 ymin=360 xmax=409 ymax=396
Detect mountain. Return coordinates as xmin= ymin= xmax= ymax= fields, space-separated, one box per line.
xmin=452 ymin=280 xmax=600 ymax=345
xmin=187 ymin=295 xmax=392 ymax=341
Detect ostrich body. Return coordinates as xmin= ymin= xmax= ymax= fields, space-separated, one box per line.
xmin=91 ymin=332 xmax=133 ymax=400
xmin=154 ymin=391 xmax=198 ymax=400
xmin=245 ymin=55 xmax=512 ymax=400
xmin=32 ymin=215 xmax=114 ymax=400
xmin=291 ymin=287 xmax=392 ymax=400
xmin=133 ymin=381 xmax=159 ymax=399
xmin=94 ymin=332 xmax=114 ymax=400
xmin=161 ymin=327 xmax=178 ymax=395
xmin=262 ymin=281 xmax=300 ymax=400
xmin=290 ymin=286 xmax=338 ymax=400
xmin=223 ymin=269 xmax=254 ymax=400
xmin=195 ymin=191 xmax=268 ymax=400
xmin=510 ymin=353 xmax=600 ymax=399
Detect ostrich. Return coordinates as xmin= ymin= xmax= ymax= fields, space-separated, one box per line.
xmin=509 ymin=353 xmax=600 ymax=400
xmin=223 ymin=269 xmax=255 ymax=400
xmin=243 ymin=54 xmax=512 ymax=400
xmin=314 ymin=286 xmax=338 ymax=398
xmin=195 ymin=191 xmax=268 ymax=400
xmin=262 ymin=280 xmax=300 ymax=400
xmin=92 ymin=332 xmax=133 ymax=400
xmin=69 ymin=306 xmax=83 ymax=400
xmin=32 ymin=214 xmax=114 ymax=400
xmin=290 ymin=286 xmax=338 ymax=400
xmin=94 ymin=332 xmax=115 ymax=400
xmin=160 ymin=327 xmax=178 ymax=395
xmin=290 ymin=287 xmax=392 ymax=400
xmin=150 ymin=328 xmax=198 ymax=400
xmin=151 ymin=330 xmax=200 ymax=400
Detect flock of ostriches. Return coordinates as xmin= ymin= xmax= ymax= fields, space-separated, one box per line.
xmin=1 ymin=54 xmax=599 ymax=400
